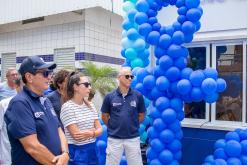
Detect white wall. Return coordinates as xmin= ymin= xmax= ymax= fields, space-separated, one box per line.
xmin=0 ymin=7 xmax=122 ymax=59
xmin=0 ymin=0 xmax=123 ymax=25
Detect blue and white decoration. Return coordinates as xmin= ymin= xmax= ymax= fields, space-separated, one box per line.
xmin=96 ymin=0 xmax=227 ymax=164
xmin=203 ymin=129 xmax=247 ymax=165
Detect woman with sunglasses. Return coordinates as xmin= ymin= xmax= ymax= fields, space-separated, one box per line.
xmin=60 ymin=72 xmax=102 ymax=165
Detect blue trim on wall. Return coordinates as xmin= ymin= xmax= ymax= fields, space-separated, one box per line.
xmin=0 ymin=52 xmax=124 ymax=65
xmin=181 ymin=127 xmax=227 ymax=165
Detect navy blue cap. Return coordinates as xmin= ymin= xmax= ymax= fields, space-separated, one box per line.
xmin=19 ymin=56 xmax=56 ymax=76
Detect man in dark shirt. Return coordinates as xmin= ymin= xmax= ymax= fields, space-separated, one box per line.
xmin=101 ymin=67 xmax=146 ymax=165
xmin=4 ymin=56 xmax=69 ymax=165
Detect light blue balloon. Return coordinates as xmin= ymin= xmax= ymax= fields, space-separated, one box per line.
xmin=125 ymin=48 xmax=137 ymax=60
xmin=127 ymin=28 xmax=139 ymax=40
xmin=131 ymin=58 xmax=144 ymax=68
xmin=135 ymin=12 xmax=149 ymax=25
xmin=121 ymin=37 xmax=134 ymax=49
xmin=123 ymin=1 xmax=135 ymax=12
xmin=133 ymin=38 xmax=146 ymax=51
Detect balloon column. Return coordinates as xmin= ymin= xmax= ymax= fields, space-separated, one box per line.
xmin=203 ymin=129 xmax=247 ymax=165
xmin=121 ymin=0 xmax=227 ymax=165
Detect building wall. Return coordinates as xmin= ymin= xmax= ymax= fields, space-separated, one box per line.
xmin=0 ymin=7 xmax=123 ymax=109
xmin=0 ymin=0 xmax=123 ymax=25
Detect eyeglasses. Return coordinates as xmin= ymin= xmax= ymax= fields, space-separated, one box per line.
xmin=122 ymin=75 xmax=134 ymax=80
xmin=35 ymin=70 xmax=53 ymax=78
xmin=78 ymin=82 xmax=91 ymax=88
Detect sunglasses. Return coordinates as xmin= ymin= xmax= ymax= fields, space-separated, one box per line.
xmin=35 ymin=70 xmax=53 ymax=78
xmin=78 ymin=82 xmax=91 ymax=88
xmin=122 ymin=75 xmax=134 ymax=80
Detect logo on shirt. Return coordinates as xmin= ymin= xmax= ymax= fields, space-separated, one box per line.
xmin=34 ymin=111 xmax=45 ymax=118
xmin=130 ymin=101 xmax=136 ymax=107
xmin=112 ymin=103 xmax=122 ymax=107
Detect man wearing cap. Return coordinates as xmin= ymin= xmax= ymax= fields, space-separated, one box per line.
xmin=4 ymin=56 xmax=69 ymax=165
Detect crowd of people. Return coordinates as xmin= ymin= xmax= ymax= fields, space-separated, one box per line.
xmin=0 ymin=55 xmax=146 ymax=165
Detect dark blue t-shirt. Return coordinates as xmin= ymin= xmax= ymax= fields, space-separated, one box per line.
xmin=4 ymin=86 xmax=61 ymax=165
xmin=101 ymin=88 xmax=146 ymax=139
xmin=47 ymin=90 xmax=62 ymax=125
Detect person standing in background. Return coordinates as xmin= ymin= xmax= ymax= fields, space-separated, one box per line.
xmin=101 ymin=67 xmax=146 ymax=165
xmin=0 ymin=68 xmax=18 ymax=101
xmin=0 ymin=77 xmax=23 ymax=165
xmin=47 ymin=69 xmax=70 ymax=127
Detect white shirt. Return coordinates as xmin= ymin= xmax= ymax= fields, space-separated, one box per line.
xmin=0 ymin=97 xmax=13 ymax=165
xmin=60 ymin=100 xmax=98 ymax=145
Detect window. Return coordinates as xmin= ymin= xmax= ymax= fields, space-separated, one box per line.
xmin=215 ymin=45 xmax=243 ymax=122
xmin=185 ymin=47 xmax=207 ymax=120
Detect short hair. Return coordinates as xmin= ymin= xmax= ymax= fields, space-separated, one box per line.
xmin=53 ymin=70 xmax=70 ymax=89
xmin=118 ymin=67 xmax=131 ymax=76
xmin=6 ymin=68 xmax=17 ymax=77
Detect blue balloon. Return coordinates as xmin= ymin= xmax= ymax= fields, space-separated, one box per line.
xmin=174 ymin=57 xmax=187 ymax=69
xmin=120 ymin=156 xmax=127 ymax=165
xmin=167 ymin=44 xmax=184 ymax=59
xmin=159 ymin=129 xmax=175 ymax=143
xmin=165 ymin=67 xmax=180 ymax=82
xmin=214 ymin=139 xmax=226 ymax=150
xmin=173 ymin=21 xmax=181 ymax=31
xmin=189 ymin=70 xmax=205 ymax=87
xmin=205 ymin=155 xmax=215 ymax=164
xmin=173 ymin=151 xmax=182 ymax=160
xmin=241 ymin=140 xmax=247 ymax=155
xmin=138 ymin=23 xmax=152 ymax=36
xmin=136 ymin=0 xmax=150 ymax=12
xmin=159 ymin=150 xmax=173 ymax=164
xmin=216 ymin=78 xmax=227 ymax=92
xmin=214 ymin=148 xmax=228 ymax=160
xmin=170 ymin=98 xmax=183 ymax=111
xmin=133 ymin=38 xmax=146 ymax=51
xmin=184 ymin=33 xmax=194 ymax=43
xmin=178 ymin=6 xmax=187 ymax=15
xmin=205 ymin=92 xmax=218 ymax=103
xmin=147 ymin=126 xmax=159 ymax=139
xmin=165 ymin=25 xmax=175 ymax=36
xmin=146 ymin=147 xmax=158 ymax=160
xmin=185 ymin=0 xmax=200 ymax=9
xmin=201 ymin=78 xmax=217 ymax=95
xmin=143 ymin=75 xmax=156 ymax=90
xmin=150 ymin=159 xmax=162 ymax=165
xmin=225 ymin=140 xmax=242 ymax=157
xmin=190 ymin=87 xmax=203 ymax=102
xmin=153 ymin=66 xmax=166 ymax=78
xmin=186 ymin=8 xmax=202 ymax=22
xmin=240 ymin=155 xmax=247 ymax=165
xmin=151 ymin=138 xmax=165 ymax=152
xmin=203 ymin=68 xmax=218 ymax=80
xmin=127 ymin=9 xmax=137 ymax=22
xmin=156 ymin=76 xmax=170 ymax=91
xmin=148 ymin=17 xmax=158 ymax=25
xmin=215 ymin=159 xmax=227 ymax=165
xmin=96 ymin=140 xmax=107 ymax=152
xmin=127 ymin=28 xmax=139 ymax=40
xmin=147 ymin=31 xmax=160 ymax=45
xmin=162 ymin=108 xmax=177 ymax=123
xmin=176 ymin=0 xmax=185 ymax=8
xmin=177 ymin=15 xmax=187 ymax=24
xmin=227 ymin=158 xmax=242 ymax=165
xmin=152 ymin=22 xmax=161 ymax=31
xmin=159 ymin=34 xmax=172 ymax=49
xmin=125 ymin=48 xmax=137 ymax=60
xmin=147 ymin=9 xmax=157 ymax=17
xmin=159 ymin=55 xmax=173 ymax=70
xmin=225 ymin=132 xmax=240 ymax=142
xmin=131 ymin=58 xmax=144 ymax=68
xmin=182 ymin=21 xmax=196 ymax=34
xmin=155 ymin=97 xmax=170 ymax=111
xmin=181 ymin=67 xmax=193 ymax=79
xmin=149 ymin=87 xmax=163 ymax=100
xmin=149 ymin=107 xmax=161 ymax=119
xmin=122 ymin=20 xmax=133 ymax=30
xmin=135 ymin=12 xmax=149 ymax=25
xmin=172 ymin=31 xmax=184 ymax=45
xmin=168 ymin=139 xmax=182 ymax=153
xmin=121 ymin=37 xmax=134 ymax=49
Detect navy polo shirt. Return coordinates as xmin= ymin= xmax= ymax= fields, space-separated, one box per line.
xmin=101 ymin=88 xmax=146 ymax=139
xmin=4 ymin=86 xmax=61 ymax=165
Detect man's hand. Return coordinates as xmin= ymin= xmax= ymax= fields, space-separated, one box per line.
xmin=52 ymin=153 xmax=69 ymax=165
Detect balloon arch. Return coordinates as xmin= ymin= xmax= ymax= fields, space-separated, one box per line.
xmin=95 ymin=0 xmax=247 ymax=165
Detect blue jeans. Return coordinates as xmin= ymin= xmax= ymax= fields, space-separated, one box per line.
xmin=68 ymin=142 xmax=99 ymax=165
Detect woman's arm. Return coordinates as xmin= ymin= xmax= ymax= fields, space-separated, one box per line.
xmin=66 ymin=124 xmax=94 ymax=141
xmin=93 ymin=119 xmax=103 ymax=137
